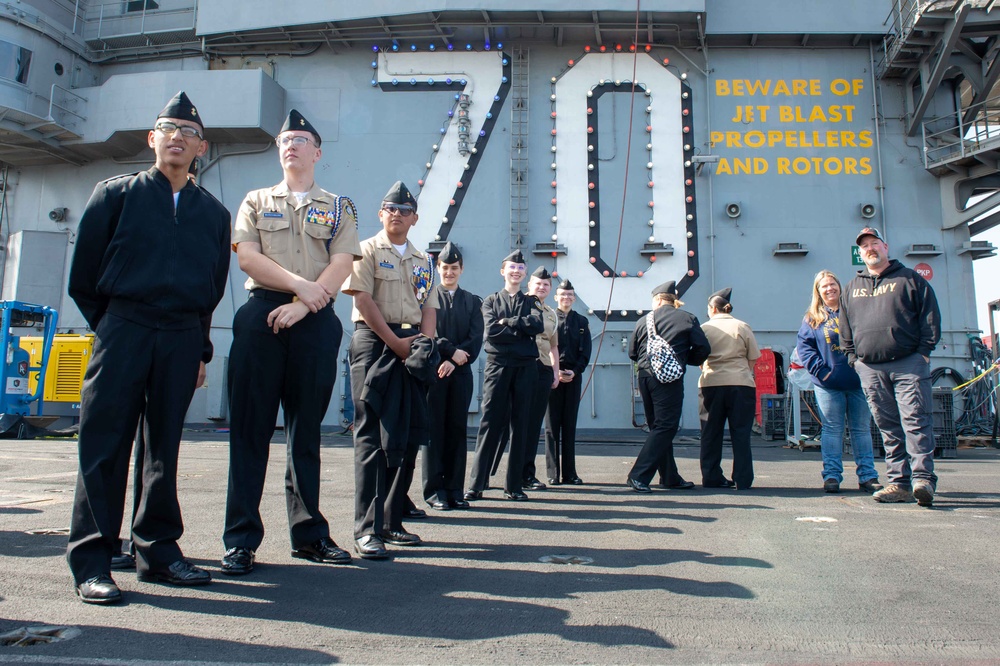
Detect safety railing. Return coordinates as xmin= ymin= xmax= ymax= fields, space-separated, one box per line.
xmin=82 ymin=0 xmax=196 ymax=43
xmin=922 ymin=93 xmax=1000 ymax=168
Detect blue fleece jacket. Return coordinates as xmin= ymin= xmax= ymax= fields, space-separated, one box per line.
xmin=795 ymin=307 xmax=861 ymax=391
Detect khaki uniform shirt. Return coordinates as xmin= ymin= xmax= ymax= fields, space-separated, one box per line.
xmin=535 ymin=302 xmax=559 ymax=366
xmin=232 ymin=181 xmax=362 ymax=293
xmin=345 ymin=229 xmax=440 ymax=326
xmin=698 ymin=313 xmax=761 ymax=388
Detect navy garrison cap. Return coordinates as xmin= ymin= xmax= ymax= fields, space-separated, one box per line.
xmin=437 ymin=241 xmax=462 ymax=264
xmin=531 ymin=266 xmax=551 ymax=280
xmin=280 ymin=109 xmax=321 ymax=145
xmin=157 ymin=91 xmax=203 ymax=130
xmin=710 ymin=287 xmax=732 ymax=303
xmin=503 ymin=249 xmax=526 ymax=265
xmin=557 ymin=279 xmax=574 ymax=291
xmin=382 ymin=181 xmax=417 ymax=210
xmin=652 ymin=280 xmax=677 ymax=296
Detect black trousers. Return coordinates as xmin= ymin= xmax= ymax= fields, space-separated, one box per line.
xmin=545 ymin=375 xmax=582 ymax=482
xmin=223 ymin=297 xmax=340 ymax=551
xmin=349 ymin=327 xmax=421 ymax=537
xmin=699 ymin=385 xmax=756 ymax=489
xmin=521 ymin=361 xmax=555 ymax=481
xmin=67 ymin=314 xmax=201 ymax=583
xmin=629 ymin=375 xmax=686 ymax=485
xmin=467 ymin=360 xmax=533 ymax=493
xmin=423 ymin=370 xmax=473 ymax=503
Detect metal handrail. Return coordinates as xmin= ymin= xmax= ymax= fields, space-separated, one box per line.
xmin=922 ymin=91 xmax=1000 ymax=167
xmin=47 ymin=84 xmax=88 ymax=125
xmin=82 ymin=0 xmax=197 ymax=41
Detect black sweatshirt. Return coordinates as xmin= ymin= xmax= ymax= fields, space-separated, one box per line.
xmin=68 ymin=167 xmax=231 ymax=363
xmin=840 ymin=259 xmax=941 ymax=366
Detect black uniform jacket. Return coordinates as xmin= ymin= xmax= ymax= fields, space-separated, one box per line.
xmin=434 ymin=286 xmax=484 ymax=375
xmin=68 ymin=167 xmax=231 ymax=363
xmin=629 ymin=305 xmax=711 ymax=378
xmin=481 ymin=289 xmax=544 ymax=366
xmin=360 ymin=335 xmax=440 ymax=466
xmin=557 ymin=309 xmax=592 ymax=376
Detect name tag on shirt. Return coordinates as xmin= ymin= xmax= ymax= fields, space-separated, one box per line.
xmin=262 ymin=212 xmax=284 ymax=218
xmin=379 ymin=261 xmax=395 ymax=269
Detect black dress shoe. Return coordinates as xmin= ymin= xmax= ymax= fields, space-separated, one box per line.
xmin=547 ymin=478 xmax=561 ymax=485
xmin=463 ymin=490 xmax=482 ymax=501
xmin=523 ymin=477 xmax=547 ymax=490
xmin=567 ymin=477 xmax=584 ymax=485
xmin=703 ymin=478 xmax=736 ymax=489
xmin=221 ymin=547 xmax=255 ymax=575
xmin=427 ymin=498 xmax=450 ymax=511
xmin=76 ymin=574 xmax=122 ymax=605
xmin=382 ymin=529 xmax=422 ymax=546
xmin=138 ymin=559 xmax=211 ymax=586
xmin=503 ymin=490 xmax=529 ymax=501
xmin=110 ymin=552 xmax=136 ymax=571
xmin=291 ymin=537 xmax=352 ymax=564
xmin=626 ymin=477 xmax=652 ymax=493
xmin=404 ymin=507 xmax=428 ymax=519
xmin=354 ymin=535 xmax=389 ymax=560
xmin=663 ymin=480 xmax=696 ymax=490
xmin=448 ymin=498 xmax=471 ymax=509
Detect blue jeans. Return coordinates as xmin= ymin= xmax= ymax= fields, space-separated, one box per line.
xmin=812 ymin=385 xmax=879 ymax=484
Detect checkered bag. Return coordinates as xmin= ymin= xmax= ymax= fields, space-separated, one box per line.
xmin=646 ymin=314 xmax=683 ymax=383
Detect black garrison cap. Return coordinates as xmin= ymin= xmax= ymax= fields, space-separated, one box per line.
xmin=557 ymin=279 xmax=574 ymax=290
xmin=157 ymin=91 xmax=203 ymax=130
xmin=437 ymin=241 xmax=462 ymax=264
xmin=651 ymin=280 xmax=677 ymax=296
xmin=531 ymin=266 xmax=552 ymax=280
xmin=280 ymin=109 xmax=321 ymax=145
xmin=503 ymin=249 xmax=526 ymax=265
xmin=710 ymin=287 xmax=732 ymax=303
xmin=382 ymin=181 xmax=417 ymax=209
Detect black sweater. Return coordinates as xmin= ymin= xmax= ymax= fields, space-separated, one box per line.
xmin=556 ymin=309 xmax=592 ymax=376
xmin=481 ymin=289 xmax=544 ymax=366
xmin=629 ymin=305 xmax=711 ymax=378
xmin=840 ymin=259 xmax=941 ymax=365
xmin=68 ymin=167 xmax=231 ymax=363
xmin=433 ymin=286 xmax=484 ymax=375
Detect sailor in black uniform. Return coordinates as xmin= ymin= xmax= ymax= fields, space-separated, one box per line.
xmin=465 ymin=250 xmax=544 ymax=501
xmin=626 ymin=281 xmax=711 ymax=493
xmin=423 ymin=242 xmax=483 ymax=510
xmin=544 ymin=279 xmax=592 ymax=485
xmin=66 ymin=91 xmax=231 ymax=604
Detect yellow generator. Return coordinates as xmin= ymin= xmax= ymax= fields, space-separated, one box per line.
xmin=20 ymin=334 xmax=94 ymax=411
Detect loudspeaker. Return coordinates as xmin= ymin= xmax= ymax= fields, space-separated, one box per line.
xmin=860 ymin=203 xmax=876 ymax=219
xmin=725 ymin=202 xmax=741 ymax=219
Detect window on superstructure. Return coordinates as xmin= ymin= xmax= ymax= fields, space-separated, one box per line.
xmin=125 ymin=0 xmax=159 ymax=11
xmin=0 ymin=41 xmax=31 ymax=85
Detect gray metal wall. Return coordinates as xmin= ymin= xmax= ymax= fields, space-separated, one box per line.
xmin=4 ymin=40 xmax=978 ymax=429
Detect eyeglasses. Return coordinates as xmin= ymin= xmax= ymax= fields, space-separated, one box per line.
xmin=381 ymin=204 xmax=415 ymax=217
xmin=154 ymin=122 xmax=202 ymax=140
xmin=276 ymin=135 xmax=315 ymax=148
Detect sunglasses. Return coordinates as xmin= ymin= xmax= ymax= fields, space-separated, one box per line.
xmin=382 ymin=204 xmax=415 ymax=217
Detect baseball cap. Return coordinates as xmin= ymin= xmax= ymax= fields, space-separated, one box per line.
xmin=855 ymin=227 xmax=884 ymax=244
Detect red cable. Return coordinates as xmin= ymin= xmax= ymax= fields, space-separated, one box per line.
xmin=581 ymin=0 xmax=642 ymax=400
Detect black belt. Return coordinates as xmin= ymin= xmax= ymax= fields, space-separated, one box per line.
xmin=355 ymin=321 xmax=416 ymax=332
xmin=249 ymin=289 xmax=295 ymax=304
